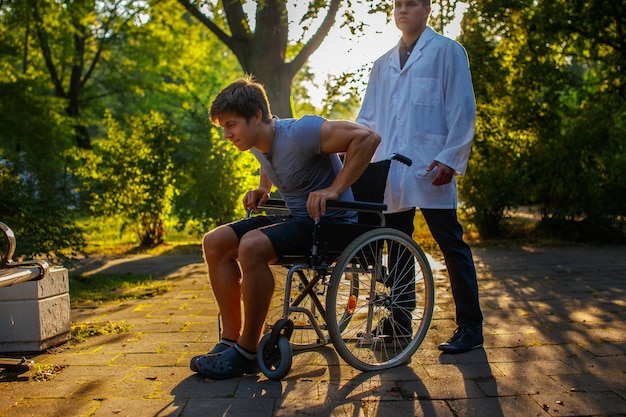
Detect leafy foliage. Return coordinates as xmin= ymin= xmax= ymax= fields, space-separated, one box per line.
xmin=173 ymin=127 xmax=258 ymax=235
xmin=0 ymin=162 xmax=86 ymax=260
xmin=458 ymin=0 xmax=626 ymax=241
xmin=0 ymin=52 xmax=84 ymax=259
xmin=73 ymin=111 xmax=179 ymax=247
xmin=2 ymin=0 xmax=624 ymax=253
xmin=1 ymin=0 xmax=257 ymax=253
xmin=176 ymin=0 xmax=396 ymax=117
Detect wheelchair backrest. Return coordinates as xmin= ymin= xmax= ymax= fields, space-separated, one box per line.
xmin=350 ymin=159 xmax=392 ymax=224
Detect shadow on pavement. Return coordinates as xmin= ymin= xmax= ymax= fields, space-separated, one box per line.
xmin=441 ymin=347 xmax=505 ymax=417
xmin=163 ymin=346 xmax=434 ymax=417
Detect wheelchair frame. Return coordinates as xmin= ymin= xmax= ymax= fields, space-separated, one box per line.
xmin=254 ymin=154 xmax=436 ymax=380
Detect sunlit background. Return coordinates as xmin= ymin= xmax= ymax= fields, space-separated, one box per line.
xmin=241 ymin=2 xmax=468 ymax=107
xmin=307 ymin=2 xmax=467 ymax=106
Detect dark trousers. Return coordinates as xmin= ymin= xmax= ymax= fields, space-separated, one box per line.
xmin=385 ymin=208 xmax=483 ymax=333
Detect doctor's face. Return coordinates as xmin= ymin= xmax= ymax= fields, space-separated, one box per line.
xmin=394 ymin=0 xmax=431 ymax=37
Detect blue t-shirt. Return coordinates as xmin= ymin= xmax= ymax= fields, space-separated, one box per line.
xmin=251 ymin=115 xmax=356 ymax=221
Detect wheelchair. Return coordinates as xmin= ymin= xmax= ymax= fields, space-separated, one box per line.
xmin=248 ymin=154 xmax=435 ymax=380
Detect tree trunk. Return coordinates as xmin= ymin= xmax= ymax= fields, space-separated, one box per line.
xmin=177 ymin=0 xmax=341 ymax=118
xmin=246 ymin=0 xmax=292 ymax=117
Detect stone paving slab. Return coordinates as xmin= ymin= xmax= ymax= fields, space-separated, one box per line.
xmin=0 ymin=245 xmax=625 ymax=416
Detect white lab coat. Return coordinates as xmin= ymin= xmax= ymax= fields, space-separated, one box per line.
xmin=356 ymin=26 xmax=476 ymax=211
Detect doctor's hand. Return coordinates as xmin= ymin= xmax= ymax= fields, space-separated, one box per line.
xmin=427 ymin=161 xmax=455 ymax=186
xmin=307 ymin=188 xmax=339 ymax=222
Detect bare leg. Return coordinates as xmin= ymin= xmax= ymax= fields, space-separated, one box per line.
xmin=203 ymin=226 xmax=243 ymax=342
xmin=237 ymin=229 xmax=277 ymax=352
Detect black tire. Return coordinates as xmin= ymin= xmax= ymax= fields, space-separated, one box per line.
xmin=257 ymin=333 xmax=293 ymax=380
xmin=326 ymin=228 xmax=435 ymax=371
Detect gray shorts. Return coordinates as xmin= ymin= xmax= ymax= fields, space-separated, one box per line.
xmin=228 ymin=215 xmax=316 ymax=258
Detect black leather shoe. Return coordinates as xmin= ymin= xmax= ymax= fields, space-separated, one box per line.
xmin=376 ymin=316 xmax=412 ymax=338
xmin=438 ymin=327 xmax=483 ymax=354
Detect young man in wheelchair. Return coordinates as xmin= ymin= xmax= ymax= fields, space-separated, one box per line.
xmin=191 ymin=76 xmax=380 ymax=379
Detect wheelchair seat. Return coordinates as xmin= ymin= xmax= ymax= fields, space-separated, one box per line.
xmin=264 ymin=154 xmax=409 ymax=265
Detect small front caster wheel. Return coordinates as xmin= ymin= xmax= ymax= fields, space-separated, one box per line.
xmin=257 ymin=333 xmax=292 ymax=380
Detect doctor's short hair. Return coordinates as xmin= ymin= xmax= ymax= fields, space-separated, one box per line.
xmin=209 ymin=74 xmax=273 ymax=124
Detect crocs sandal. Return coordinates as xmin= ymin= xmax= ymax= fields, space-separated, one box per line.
xmin=195 ymin=346 xmax=259 ymax=380
xmin=189 ymin=341 xmax=233 ymax=372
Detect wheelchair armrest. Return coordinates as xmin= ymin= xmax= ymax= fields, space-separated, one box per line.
xmin=326 ymin=200 xmax=387 ymax=213
xmin=262 ymin=199 xmax=387 ymax=214
xmin=262 ymin=199 xmax=288 ymax=209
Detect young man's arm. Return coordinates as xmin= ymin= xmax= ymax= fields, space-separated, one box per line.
xmin=243 ymin=169 xmax=273 ymax=213
xmin=306 ymin=120 xmax=380 ymax=221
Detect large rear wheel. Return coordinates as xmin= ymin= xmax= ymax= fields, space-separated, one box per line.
xmin=326 ymin=228 xmax=434 ymax=371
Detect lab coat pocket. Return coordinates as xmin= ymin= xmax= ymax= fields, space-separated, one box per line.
xmin=411 ymin=77 xmax=441 ymax=106
xmin=413 ymin=132 xmax=446 ymax=178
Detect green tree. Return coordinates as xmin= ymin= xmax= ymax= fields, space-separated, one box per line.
xmin=0 ymin=161 xmax=85 ymax=260
xmin=459 ymin=0 xmax=626 ymax=240
xmin=173 ymin=131 xmax=258 ymax=235
xmin=75 ymin=111 xmax=179 ymax=247
xmin=72 ymin=0 xmax=256 ymax=240
xmin=119 ymin=0 xmax=257 ymax=234
xmin=3 ymin=0 xmax=151 ymax=149
xmin=0 ymin=7 xmax=83 ymax=258
xmin=177 ymin=0 xmax=339 ymax=117
xmin=529 ymin=0 xmax=626 ymax=239
xmin=457 ymin=5 xmax=535 ymax=237
xmin=2 ymin=0 xmax=258 ymax=249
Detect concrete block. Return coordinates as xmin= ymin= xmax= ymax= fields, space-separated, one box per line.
xmin=0 ymin=267 xmax=71 ymax=353
xmin=0 ymin=266 xmax=69 ymax=301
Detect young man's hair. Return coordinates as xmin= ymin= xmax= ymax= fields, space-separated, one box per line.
xmin=209 ymin=74 xmax=272 ymax=124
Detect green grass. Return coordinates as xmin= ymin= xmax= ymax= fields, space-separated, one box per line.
xmin=70 ymin=215 xmax=198 ymax=309
xmin=77 ymin=215 xmax=203 ymax=256
xmin=69 ymin=272 xmax=172 ymax=308
xmin=71 ymin=321 xmax=132 ymax=343
xmin=77 ymin=216 xmax=141 ymax=255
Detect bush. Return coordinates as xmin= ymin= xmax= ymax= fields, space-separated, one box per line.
xmin=0 ymin=163 xmax=85 ymax=260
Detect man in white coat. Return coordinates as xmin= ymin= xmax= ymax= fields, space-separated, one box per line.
xmin=356 ymin=0 xmax=483 ymax=354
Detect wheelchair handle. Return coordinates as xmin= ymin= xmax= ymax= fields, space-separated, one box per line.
xmin=389 ymin=153 xmax=412 ymax=166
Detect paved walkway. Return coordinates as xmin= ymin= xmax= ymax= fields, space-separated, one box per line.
xmin=1 ymin=245 xmax=625 ymax=416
